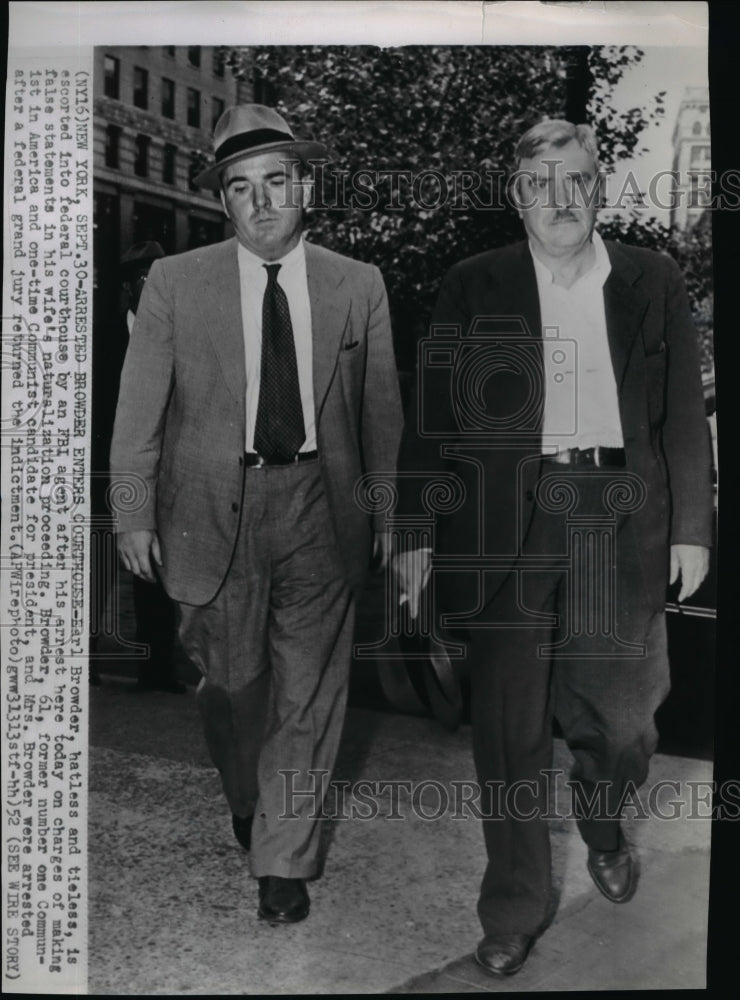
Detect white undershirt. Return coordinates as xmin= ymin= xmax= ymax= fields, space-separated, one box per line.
xmin=236 ymin=238 xmax=316 ymax=453
xmin=530 ymin=230 xmax=624 ymax=452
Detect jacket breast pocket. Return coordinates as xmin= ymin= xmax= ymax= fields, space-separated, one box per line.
xmin=339 ymin=337 xmax=364 ymax=375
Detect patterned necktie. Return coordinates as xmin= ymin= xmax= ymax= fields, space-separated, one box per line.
xmin=253 ymin=263 xmax=306 ymax=461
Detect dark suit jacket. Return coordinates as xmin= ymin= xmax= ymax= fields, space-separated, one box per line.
xmin=397 ymin=239 xmax=713 ymax=615
xmin=110 ymin=238 xmax=403 ymax=606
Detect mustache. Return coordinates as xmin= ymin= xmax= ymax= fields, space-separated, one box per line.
xmin=551 ymin=209 xmax=580 ymax=221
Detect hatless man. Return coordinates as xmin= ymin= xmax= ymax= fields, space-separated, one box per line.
xmin=110 ymin=105 xmax=402 ymax=923
xmin=395 ymin=120 xmax=712 ymax=974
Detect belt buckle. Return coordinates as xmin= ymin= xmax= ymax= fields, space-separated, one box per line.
xmin=256 ymin=454 xmax=266 ymax=468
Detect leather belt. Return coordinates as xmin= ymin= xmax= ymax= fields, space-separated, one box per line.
xmin=544 ymin=446 xmax=626 ymax=468
xmin=244 ymin=450 xmax=318 ymax=468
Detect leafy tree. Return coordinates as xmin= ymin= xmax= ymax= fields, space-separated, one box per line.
xmin=587 ymin=46 xmax=667 ymax=165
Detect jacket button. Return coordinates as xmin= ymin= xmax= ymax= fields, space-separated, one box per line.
xmin=525 ymin=490 xmax=534 ymax=502
xmin=231 ymin=502 xmax=239 ymax=512
xmin=238 ymin=456 xmax=244 ymax=467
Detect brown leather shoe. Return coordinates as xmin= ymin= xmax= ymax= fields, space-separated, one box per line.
xmin=232 ymin=813 xmax=253 ymax=852
xmin=258 ymin=876 xmax=310 ymax=924
xmin=587 ymin=841 xmax=638 ymax=903
xmin=475 ymin=933 xmax=534 ymax=976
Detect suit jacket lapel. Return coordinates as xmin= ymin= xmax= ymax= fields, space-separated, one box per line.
xmin=603 ymin=242 xmax=650 ymax=389
xmin=195 ymin=238 xmax=246 ymax=408
xmin=486 ymin=242 xmax=542 ymax=339
xmin=305 ymin=241 xmax=351 ymax=417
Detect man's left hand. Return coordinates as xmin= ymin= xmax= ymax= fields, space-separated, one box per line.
xmin=669 ymin=544 xmax=710 ymax=602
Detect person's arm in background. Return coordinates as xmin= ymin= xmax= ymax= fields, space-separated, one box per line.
xmin=109 ymin=259 xmax=174 ymax=584
xmin=393 ymin=264 xmax=471 ymax=614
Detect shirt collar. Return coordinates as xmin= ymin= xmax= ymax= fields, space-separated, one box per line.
xmin=529 ymin=229 xmax=611 ymax=289
xmin=237 ymin=236 xmax=306 ymax=275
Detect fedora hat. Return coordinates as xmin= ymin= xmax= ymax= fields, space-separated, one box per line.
xmin=194 ymin=104 xmax=328 ymax=190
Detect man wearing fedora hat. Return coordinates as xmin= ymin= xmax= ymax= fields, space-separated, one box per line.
xmin=110 ymin=105 xmax=402 ymax=923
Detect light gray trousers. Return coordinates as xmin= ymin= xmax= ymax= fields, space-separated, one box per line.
xmin=178 ymin=459 xmax=354 ymax=879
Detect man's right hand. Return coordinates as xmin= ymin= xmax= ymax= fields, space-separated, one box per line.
xmin=392 ymin=548 xmax=432 ymax=620
xmin=117 ymin=530 xmax=162 ymax=584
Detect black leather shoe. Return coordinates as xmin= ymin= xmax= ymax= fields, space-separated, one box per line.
xmin=232 ymin=813 xmax=253 ymax=852
xmin=587 ymin=841 xmax=638 ymax=903
xmin=257 ymin=876 xmax=310 ymax=924
xmin=475 ymin=933 xmax=534 ymax=976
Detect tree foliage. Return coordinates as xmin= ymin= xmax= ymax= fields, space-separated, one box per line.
xmin=588 ymin=47 xmax=667 ymax=166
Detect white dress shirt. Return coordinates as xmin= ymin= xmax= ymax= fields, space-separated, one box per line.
xmin=530 ymin=230 xmax=624 ymax=453
xmin=236 ymin=238 xmax=316 ymax=454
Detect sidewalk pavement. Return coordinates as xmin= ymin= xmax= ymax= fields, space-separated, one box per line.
xmin=89 ymin=678 xmax=712 ymax=994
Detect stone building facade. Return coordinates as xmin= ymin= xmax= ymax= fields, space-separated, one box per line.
xmin=93 ymin=45 xmax=252 ymax=316
xmin=670 ymin=86 xmax=711 ymax=231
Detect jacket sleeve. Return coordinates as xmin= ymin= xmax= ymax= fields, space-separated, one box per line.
xmin=360 ymin=265 xmax=404 ymax=531
xmin=661 ymin=254 xmax=714 ymax=548
xmin=109 ymin=258 xmax=174 ymax=533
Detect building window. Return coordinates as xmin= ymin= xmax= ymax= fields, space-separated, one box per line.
xmin=213 ymin=48 xmax=225 ymax=77
xmin=162 ymin=143 xmax=176 ymax=184
xmin=134 ymin=134 xmax=150 ymax=177
xmin=187 ymin=88 xmax=201 ymax=128
xmin=188 ymin=153 xmax=202 ymax=191
xmin=133 ymin=67 xmax=149 ymax=110
xmin=689 ymin=174 xmax=700 ymax=206
xmin=161 ymin=78 xmax=175 ymax=119
xmin=188 ymin=46 xmax=201 ymax=68
xmin=133 ymin=202 xmax=175 ymax=253
xmin=162 ymin=45 xmax=175 ymax=57
xmin=104 ymin=55 xmax=120 ymax=99
xmin=212 ymin=97 xmax=225 ymax=131
xmin=188 ymin=215 xmax=224 ymax=249
xmin=692 ymin=120 xmax=702 ymax=136
xmin=104 ymin=124 xmax=121 ymax=168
